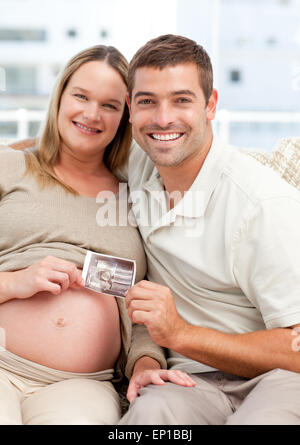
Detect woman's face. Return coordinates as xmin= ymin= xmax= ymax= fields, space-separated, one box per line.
xmin=57 ymin=60 xmax=127 ymax=159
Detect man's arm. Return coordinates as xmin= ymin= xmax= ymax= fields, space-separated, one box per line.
xmin=125 ymin=280 xmax=300 ymax=378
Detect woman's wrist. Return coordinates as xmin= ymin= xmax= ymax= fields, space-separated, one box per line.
xmin=133 ymin=355 xmax=161 ymax=375
xmin=0 ymin=271 xmax=14 ymax=303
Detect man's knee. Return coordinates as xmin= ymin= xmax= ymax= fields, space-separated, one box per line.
xmin=226 ymin=369 xmax=300 ymax=425
xmin=119 ymin=380 xmax=230 ymax=425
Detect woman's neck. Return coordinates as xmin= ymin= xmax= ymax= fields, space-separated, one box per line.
xmin=54 ymin=148 xmax=119 ymax=197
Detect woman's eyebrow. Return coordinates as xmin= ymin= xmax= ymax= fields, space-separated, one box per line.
xmin=71 ymin=86 xmax=122 ymax=105
xmin=71 ymin=86 xmax=89 ymax=93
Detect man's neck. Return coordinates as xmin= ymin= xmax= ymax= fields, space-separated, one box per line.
xmin=156 ymin=133 xmax=213 ymax=208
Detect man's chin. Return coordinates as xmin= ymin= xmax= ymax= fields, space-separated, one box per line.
xmin=148 ymin=154 xmax=183 ymax=168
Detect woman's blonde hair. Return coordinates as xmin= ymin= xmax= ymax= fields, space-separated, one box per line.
xmin=26 ymin=45 xmax=131 ymax=193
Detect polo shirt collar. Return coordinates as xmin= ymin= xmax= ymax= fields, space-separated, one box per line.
xmin=144 ymin=136 xmax=227 ymax=216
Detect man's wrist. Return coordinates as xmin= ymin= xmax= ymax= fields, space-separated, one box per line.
xmin=168 ymin=319 xmax=194 ymax=353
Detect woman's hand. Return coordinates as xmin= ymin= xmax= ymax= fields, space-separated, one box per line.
xmin=1 ymin=256 xmax=84 ymax=302
xmin=127 ymin=356 xmax=195 ymax=403
xmin=127 ymin=368 xmax=196 ymax=403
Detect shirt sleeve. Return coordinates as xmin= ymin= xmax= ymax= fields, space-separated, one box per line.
xmin=125 ymin=323 xmax=167 ymax=379
xmin=233 ymin=195 xmax=300 ymax=329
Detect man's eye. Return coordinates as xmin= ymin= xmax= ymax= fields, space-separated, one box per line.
xmin=177 ymin=98 xmax=190 ymax=103
xmin=138 ymin=99 xmax=153 ymax=105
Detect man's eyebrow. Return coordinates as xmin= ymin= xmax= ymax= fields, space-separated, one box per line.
xmin=133 ymin=91 xmax=155 ymax=100
xmin=133 ymin=89 xmax=197 ymax=100
xmin=173 ymin=90 xmax=197 ymax=98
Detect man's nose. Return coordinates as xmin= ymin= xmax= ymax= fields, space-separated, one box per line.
xmin=152 ymin=103 xmax=175 ymax=128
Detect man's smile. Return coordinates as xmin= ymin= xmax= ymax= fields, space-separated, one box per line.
xmin=149 ymin=132 xmax=184 ymax=142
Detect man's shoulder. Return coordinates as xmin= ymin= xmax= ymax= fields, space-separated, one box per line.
xmin=128 ymin=140 xmax=156 ymax=185
xmin=222 ymin=138 xmax=300 ymax=203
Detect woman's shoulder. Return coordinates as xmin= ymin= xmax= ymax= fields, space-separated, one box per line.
xmin=0 ymin=143 xmax=27 ymax=179
xmin=0 ymin=142 xmax=26 ymax=160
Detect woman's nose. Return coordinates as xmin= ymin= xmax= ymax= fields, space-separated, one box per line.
xmin=83 ymin=102 xmax=100 ymax=122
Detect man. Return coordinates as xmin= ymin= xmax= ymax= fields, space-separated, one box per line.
xmin=118 ymin=34 xmax=300 ymax=425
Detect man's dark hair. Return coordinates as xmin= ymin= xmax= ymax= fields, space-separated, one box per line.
xmin=128 ymin=34 xmax=213 ymax=105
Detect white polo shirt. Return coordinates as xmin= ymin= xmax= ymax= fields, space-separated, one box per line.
xmin=125 ymin=137 xmax=300 ymax=373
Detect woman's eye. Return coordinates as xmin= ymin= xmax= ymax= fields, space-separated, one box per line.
xmin=103 ymin=103 xmax=117 ymax=110
xmin=74 ymin=94 xmax=87 ymax=100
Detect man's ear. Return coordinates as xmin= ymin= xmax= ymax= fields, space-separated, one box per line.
xmin=206 ymin=89 xmax=218 ymax=121
xmin=126 ymin=93 xmax=132 ymax=124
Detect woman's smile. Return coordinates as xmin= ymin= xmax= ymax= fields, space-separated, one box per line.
xmin=72 ymin=120 xmax=102 ymax=135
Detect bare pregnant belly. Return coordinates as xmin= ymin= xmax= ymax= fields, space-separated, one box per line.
xmin=0 ymin=287 xmax=122 ymax=373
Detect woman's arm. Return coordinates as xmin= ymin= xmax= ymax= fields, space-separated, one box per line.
xmin=126 ymin=355 xmax=195 ymax=403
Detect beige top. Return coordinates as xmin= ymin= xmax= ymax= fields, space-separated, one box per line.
xmin=0 ymin=144 xmax=167 ymax=380
xmin=124 ymin=137 xmax=300 ymax=373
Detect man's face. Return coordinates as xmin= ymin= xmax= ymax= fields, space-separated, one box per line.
xmin=128 ymin=62 xmax=217 ymax=168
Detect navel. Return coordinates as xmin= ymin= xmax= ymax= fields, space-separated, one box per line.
xmin=53 ymin=317 xmax=67 ymax=328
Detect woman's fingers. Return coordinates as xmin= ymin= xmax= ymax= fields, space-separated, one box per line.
xmin=43 ymin=256 xmax=79 ymax=285
xmin=39 ymin=256 xmax=84 ymax=289
xmin=47 ymin=271 xmax=70 ymax=292
xmin=155 ymin=370 xmax=196 ymax=387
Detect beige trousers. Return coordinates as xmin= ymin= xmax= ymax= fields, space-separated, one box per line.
xmin=0 ymin=349 xmax=121 ymax=425
xmin=119 ymin=368 xmax=300 ymax=425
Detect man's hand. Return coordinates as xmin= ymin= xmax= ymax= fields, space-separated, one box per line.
xmin=125 ymin=280 xmax=187 ymax=348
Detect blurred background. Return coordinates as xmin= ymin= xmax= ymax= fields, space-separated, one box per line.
xmin=0 ymin=0 xmax=300 ymax=150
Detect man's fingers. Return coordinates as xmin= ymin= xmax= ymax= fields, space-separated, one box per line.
xmin=129 ymin=309 xmax=153 ymax=325
xmin=127 ymin=300 xmax=155 ymax=319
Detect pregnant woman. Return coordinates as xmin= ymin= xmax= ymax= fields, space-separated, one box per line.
xmin=0 ymin=45 xmax=167 ymax=425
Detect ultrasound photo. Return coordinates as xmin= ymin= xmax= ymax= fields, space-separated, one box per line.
xmin=82 ymin=250 xmax=136 ymax=298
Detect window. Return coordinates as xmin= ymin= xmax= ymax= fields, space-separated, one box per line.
xmin=67 ymin=29 xmax=78 ymax=38
xmin=266 ymin=37 xmax=277 ymax=46
xmin=0 ymin=29 xmax=46 ymax=42
xmin=229 ymin=69 xmax=242 ymax=83
xmin=100 ymin=29 xmax=109 ymax=39
xmin=3 ymin=66 xmax=37 ymax=95
xmin=0 ymin=67 xmax=5 ymax=92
